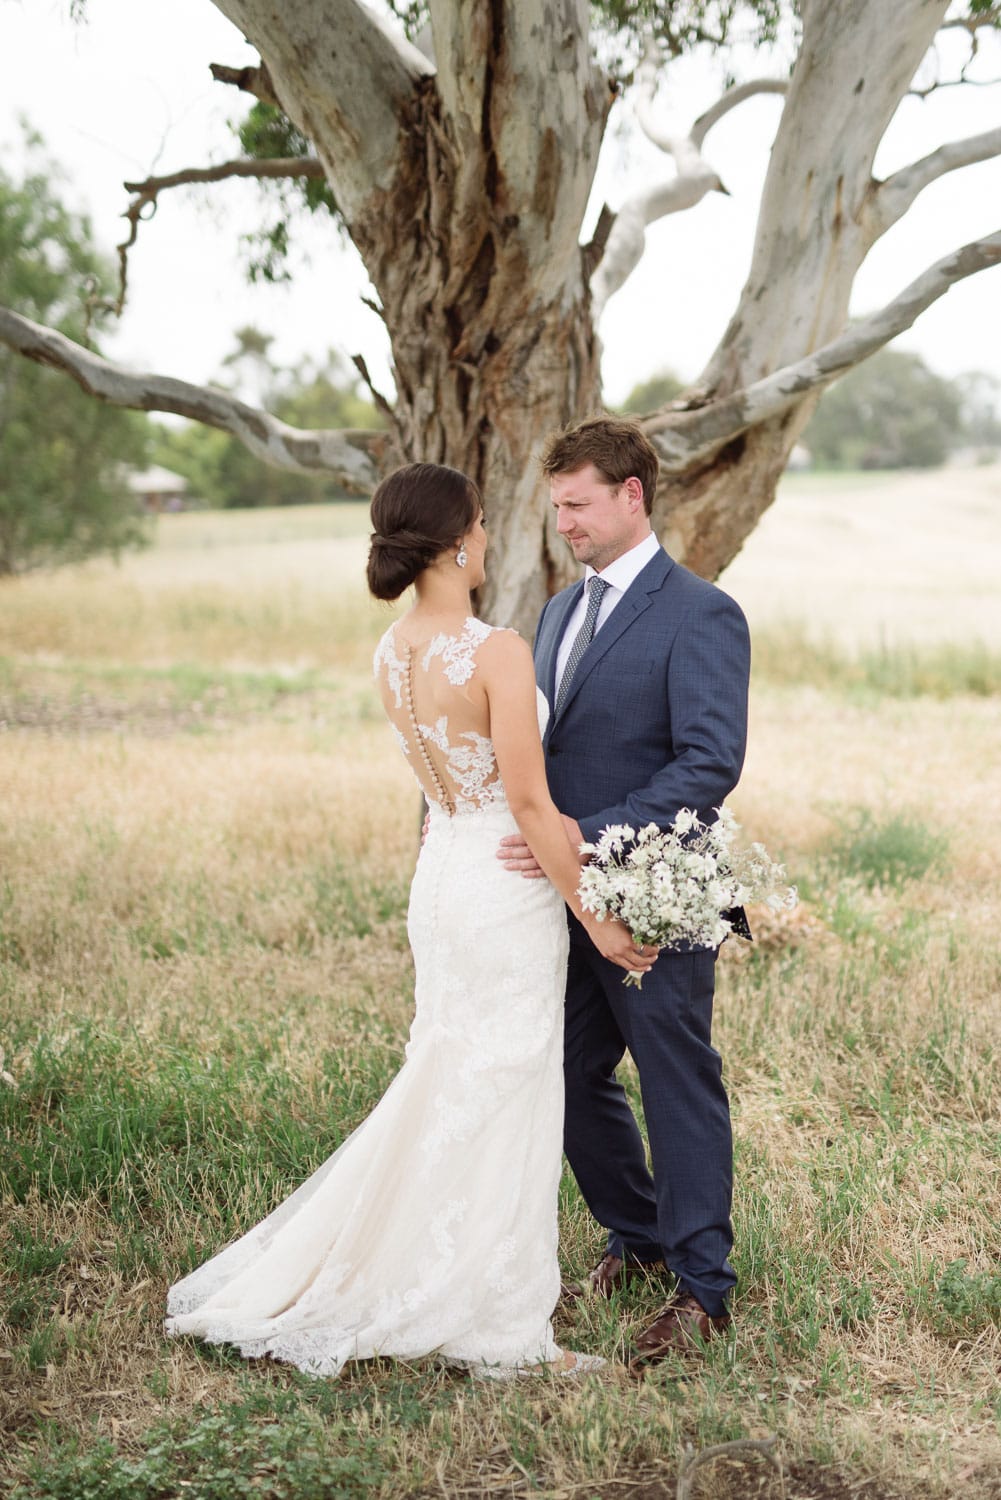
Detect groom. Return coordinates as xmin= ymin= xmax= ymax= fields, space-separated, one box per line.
xmin=499 ymin=416 xmax=750 ymax=1365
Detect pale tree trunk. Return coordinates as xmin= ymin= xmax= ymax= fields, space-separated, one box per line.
xmin=651 ymin=0 xmax=952 ymax=575
xmin=212 ymin=0 xmax=610 ymax=629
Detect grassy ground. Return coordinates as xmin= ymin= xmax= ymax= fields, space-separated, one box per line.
xmin=1 ymin=475 xmax=999 ymax=1499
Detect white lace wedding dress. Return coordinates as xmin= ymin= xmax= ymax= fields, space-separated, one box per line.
xmin=165 ymin=617 xmax=570 ymax=1378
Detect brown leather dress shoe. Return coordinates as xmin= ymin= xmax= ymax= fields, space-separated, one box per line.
xmin=629 ymin=1291 xmax=731 ymax=1366
xmin=561 ymin=1253 xmax=666 ymax=1301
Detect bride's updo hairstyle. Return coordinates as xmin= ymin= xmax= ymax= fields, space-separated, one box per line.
xmin=367 ymin=463 xmax=481 ymax=602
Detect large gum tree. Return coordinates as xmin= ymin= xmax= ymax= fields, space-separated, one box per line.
xmin=1 ymin=0 xmax=999 ymax=634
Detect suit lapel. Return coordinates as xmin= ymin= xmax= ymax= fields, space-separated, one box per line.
xmin=554 ymin=549 xmax=673 ymax=722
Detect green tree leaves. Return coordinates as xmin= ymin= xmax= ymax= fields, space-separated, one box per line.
xmin=233 ymin=103 xmax=339 ymax=285
xmin=803 ymin=350 xmax=966 ymax=471
xmin=0 ymin=134 xmax=150 ymax=575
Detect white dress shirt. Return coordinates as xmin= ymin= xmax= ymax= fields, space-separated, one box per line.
xmin=554 ymin=531 xmax=663 ymax=694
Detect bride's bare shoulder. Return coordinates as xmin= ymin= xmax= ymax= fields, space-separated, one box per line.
xmin=476 ymin=625 xmax=534 ymax=683
xmin=479 ymin=623 xmax=529 ymax=655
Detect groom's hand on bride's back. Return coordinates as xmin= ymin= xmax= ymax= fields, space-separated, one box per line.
xmin=496 ymin=833 xmax=545 ymax=877
xmin=497 ymin=816 xmax=585 ymax=879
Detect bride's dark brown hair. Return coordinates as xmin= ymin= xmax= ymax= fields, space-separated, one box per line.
xmin=367 ymin=463 xmax=482 ymax=602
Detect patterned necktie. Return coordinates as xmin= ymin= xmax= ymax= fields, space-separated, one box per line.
xmin=555 ymin=576 xmax=609 ymax=717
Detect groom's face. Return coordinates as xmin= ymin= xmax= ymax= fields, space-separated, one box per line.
xmin=550 ymin=463 xmax=647 ymax=573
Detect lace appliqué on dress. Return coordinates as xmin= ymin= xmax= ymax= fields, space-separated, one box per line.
xmin=373 ymin=628 xmax=408 ymax=707
xmin=422 ymin=616 xmax=495 ymax=685
xmin=419 ymin=717 xmax=449 ymax=752
xmin=375 ymin=618 xmax=514 ymax=817
xmin=447 ymin=732 xmax=507 ymax=813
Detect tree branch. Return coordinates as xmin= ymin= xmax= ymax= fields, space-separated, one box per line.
xmin=907 ymin=7 xmax=1001 ymax=100
xmin=690 ymin=78 xmax=788 ymax=149
xmin=676 ymin=1438 xmax=780 ymax=1500
xmin=908 ymin=72 xmax=1001 ymax=100
xmin=582 ymin=203 xmax=617 ymax=280
xmin=867 ymin=126 xmax=1001 ymax=240
xmin=94 ymin=157 xmax=328 ymax=323
xmin=209 ymin=60 xmax=280 ymax=107
xmin=123 ymin=158 xmax=327 ymax=197
xmin=645 ymin=231 xmax=1001 ymax=466
xmin=0 ymin=306 xmax=391 ymax=490
xmin=941 ymin=9 xmax=1001 ymax=34
xmin=592 ymin=46 xmax=773 ymax=318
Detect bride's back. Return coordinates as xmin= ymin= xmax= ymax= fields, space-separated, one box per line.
xmin=374 ymin=616 xmax=510 ymax=817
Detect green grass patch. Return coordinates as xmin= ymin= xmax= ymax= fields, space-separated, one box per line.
xmin=822 ymin=807 xmax=946 ymax=890
xmin=0 ymin=655 xmax=340 ymax=725
xmin=752 ymin=632 xmax=1001 ymax=697
xmin=0 ymin=1018 xmax=393 ymax=1231
xmin=916 ymin=1258 xmax=1001 ymax=1337
xmin=10 ymin=1382 xmax=405 ymax=1500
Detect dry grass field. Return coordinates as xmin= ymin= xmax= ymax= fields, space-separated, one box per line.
xmin=1 ymin=469 xmax=999 ymax=1500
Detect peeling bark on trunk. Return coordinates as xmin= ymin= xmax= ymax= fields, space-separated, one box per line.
xmin=658 ymin=403 xmax=816 ymax=580
xmin=352 ymin=80 xmax=605 ymax=628
xmin=214 ymin=0 xmax=610 ymax=629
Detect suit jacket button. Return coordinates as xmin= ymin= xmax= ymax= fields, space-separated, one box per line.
xmin=547 ymin=745 xmax=559 ymax=756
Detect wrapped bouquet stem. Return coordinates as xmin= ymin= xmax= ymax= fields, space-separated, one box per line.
xmin=578 ymin=806 xmax=797 ymax=987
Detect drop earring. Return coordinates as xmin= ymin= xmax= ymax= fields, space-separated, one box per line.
xmin=456 ymin=543 xmax=468 ymax=568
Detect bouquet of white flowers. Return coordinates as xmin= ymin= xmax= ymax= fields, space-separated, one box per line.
xmin=578 ymin=806 xmax=797 ymax=986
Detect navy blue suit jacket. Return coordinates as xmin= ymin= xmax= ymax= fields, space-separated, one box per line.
xmin=534 ymin=547 xmax=750 ymax=845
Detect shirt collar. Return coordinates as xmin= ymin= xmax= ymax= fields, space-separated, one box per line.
xmin=585 ymin=531 xmax=661 ymax=594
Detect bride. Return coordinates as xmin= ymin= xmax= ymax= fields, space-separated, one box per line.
xmin=165 ymin=462 xmax=653 ymax=1379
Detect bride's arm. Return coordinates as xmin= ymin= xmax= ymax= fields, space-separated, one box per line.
xmin=479 ymin=634 xmax=655 ymax=976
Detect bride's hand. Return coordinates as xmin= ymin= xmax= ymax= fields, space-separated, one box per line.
xmin=585 ymin=916 xmax=658 ymax=976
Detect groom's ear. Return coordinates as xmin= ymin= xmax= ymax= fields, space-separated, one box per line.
xmin=622 ymin=476 xmax=645 ymax=511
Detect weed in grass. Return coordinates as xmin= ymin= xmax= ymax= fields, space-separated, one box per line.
xmin=823 ymin=807 xmax=945 ymax=890
xmin=912 ymin=1258 xmax=1001 ymax=1337
xmin=834 ymin=1274 xmax=874 ymax=1330
xmin=3 ymin=1223 xmax=75 ymax=1283
xmin=1 ymin=1224 xmax=76 ymax=1340
xmin=308 ymin=859 xmax=409 ymax=943
xmin=24 ymin=1317 xmax=65 ymax=1371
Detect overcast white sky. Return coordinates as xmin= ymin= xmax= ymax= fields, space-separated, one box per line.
xmin=2 ymin=0 xmax=1000 ymax=408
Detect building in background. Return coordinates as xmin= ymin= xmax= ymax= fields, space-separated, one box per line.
xmin=126 ymin=466 xmax=191 ymax=513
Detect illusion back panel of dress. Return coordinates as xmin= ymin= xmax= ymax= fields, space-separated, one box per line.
xmin=373 ymin=617 xmax=511 ymax=816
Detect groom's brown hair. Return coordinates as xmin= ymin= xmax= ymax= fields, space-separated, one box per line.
xmin=540 ymin=417 xmax=660 ymax=515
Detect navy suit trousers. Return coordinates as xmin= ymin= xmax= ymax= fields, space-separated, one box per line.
xmin=562 ymin=921 xmax=736 ymax=1316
